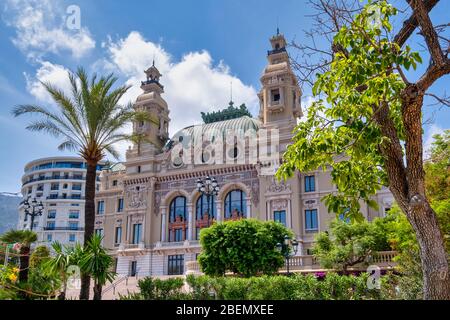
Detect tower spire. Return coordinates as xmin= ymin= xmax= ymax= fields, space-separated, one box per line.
xmin=230 ymin=81 xmax=233 ymax=105
xmin=276 ymin=16 xmax=280 ymax=35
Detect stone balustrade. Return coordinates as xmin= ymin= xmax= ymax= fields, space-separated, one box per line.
xmin=185 ymin=251 xmax=398 ymax=275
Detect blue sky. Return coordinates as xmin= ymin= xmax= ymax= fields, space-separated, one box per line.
xmin=0 ymin=0 xmax=448 ymax=193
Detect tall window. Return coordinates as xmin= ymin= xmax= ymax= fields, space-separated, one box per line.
xmin=274 ymin=210 xmax=287 ymax=227
xmin=117 ymin=198 xmax=124 ymax=212
xmin=69 ymin=234 xmax=76 ymax=242
xmin=72 ymin=183 xmax=82 ymax=191
xmin=169 ymin=196 xmax=187 ymax=222
xmin=304 ymin=175 xmax=316 ymax=192
xmin=195 ymin=194 xmax=215 ymax=239
xmin=168 ymin=255 xmax=184 ymax=275
xmin=46 ymin=222 xmax=55 ymax=230
xmin=69 ymin=222 xmax=79 ymax=230
xmin=95 ymin=228 xmax=104 ymax=237
xmin=305 ymin=209 xmax=318 ymax=231
xmin=196 ymin=194 xmax=215 ymax=220
xmin=69 ymin=210 xmax=79 ymax=219
xmin=224 ymin=190 xmax=246 ymax=219
xmin=132 ymin=224 xmax=142 ymax=244
xmin=47 ymin=234 xmax=52 ymax=242
xmin=271 ymin=88 xmax=281 ymax=103
xmin=47 ymin=210 xmax=56 ymax=219
xmin=97 ymin=201 xmax=105 ymax=215
xmin=169 ymin=196 xmax=187 ymax=242
xmin=115 ymin=226 xmax=122 ymax=245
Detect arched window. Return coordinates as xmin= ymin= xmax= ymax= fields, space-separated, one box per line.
xmin=224 ymin=190 xmax=246 ymax=220
xmin=168 ymin=196 xmax=187 ymax=242
xmin=195 ymin=194 xmax=215 ymax=239
xmin=196 ymin=194 xmax=215 ymax=220
xmin=169 ymin=196 xmax=186 ymax=222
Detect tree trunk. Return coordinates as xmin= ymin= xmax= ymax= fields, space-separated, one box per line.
xmin=406 ymin=198 xmax=450 ymax=299
xmin=58 ymin=281 xmax=67 ymax=300
xmin=19 ymin=245 xmax=30 ymax=283
xmin=395 ymin=90 xmax=450 ymax=299
xmin=93 ymin=282 xmax=102 ymax=300
xmin=79 ymin=161 xmax=98 ymax=300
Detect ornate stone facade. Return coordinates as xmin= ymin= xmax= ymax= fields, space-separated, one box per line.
xmin=95 ymin=33 xmax=393 ymax=277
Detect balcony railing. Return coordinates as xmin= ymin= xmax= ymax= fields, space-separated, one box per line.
xmin=43 ymin=227 xmax=84 ymax=231
xmin=267 ymin=47 xmax=287 ymax=55
xmin=23 ymin=175 xmax=100 ymax=186
xmin=46 ymin=195 xmax=85 ymax=200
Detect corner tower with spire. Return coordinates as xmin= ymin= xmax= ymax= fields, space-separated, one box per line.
xmin=258 ymin=32 xmax=302 ymax=149
xmin=128 ymin=62 xmax=170 ymax=159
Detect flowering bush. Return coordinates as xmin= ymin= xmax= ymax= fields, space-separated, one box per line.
xmin=0 ymin=265 xmax=19 ymax=285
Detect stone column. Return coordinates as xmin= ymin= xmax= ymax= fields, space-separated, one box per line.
xmin=161 ymin=206 xmax=167 ymax=242
xmin=287 ymin=199 xmax=292 ymax=229
xmin=187 ymin=202 xmax=193 ymax=240
xmin=216 ymin=200 xmax=222 ymax=222
xmin=246 ymin=197 xmax=251 ymax=219
xmin=126 ymin=214 xmax=132 ymax=244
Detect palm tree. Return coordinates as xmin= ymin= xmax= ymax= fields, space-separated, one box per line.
xmin=44 ymin=242 xmax=74 ymax=300
xmin=13 ymin=67 xmax=147 ymax=299
xmin=0 ymin=230 xmax=37 ymax=283
xmin=78 ymin=234 xmax=115 ymax=300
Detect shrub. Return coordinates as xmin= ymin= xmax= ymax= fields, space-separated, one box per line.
xmin=186 ymin=273 xmax=384 ymax=300
xmin=198 ymin=219 xmax=292 ymax=277
xmin=133 ymin=277 xmax=189 ymax=300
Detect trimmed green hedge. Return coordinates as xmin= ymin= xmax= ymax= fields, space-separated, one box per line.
xmin=186 ymin=273 xmax=386 ymax=300
xmin=120 ymin=273 xmax=402 ymax=300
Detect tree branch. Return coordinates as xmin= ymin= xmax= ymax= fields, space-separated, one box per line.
xmin=393 ymin=0 xmax=439 ymax=47
xmin=410 ymin=0 xmax=445 ymax=65
xmin=417 ymin=59 xmax=450 ymax=91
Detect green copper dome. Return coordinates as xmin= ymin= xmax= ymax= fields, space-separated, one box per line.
xmin=166 ymin=116 xmax=261 ymax=150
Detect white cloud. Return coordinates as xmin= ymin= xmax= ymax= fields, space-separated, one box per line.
xmin=3 ymin=0 xmax=95 ymax=59
xmin=24 ymin=61 xmax=72 ymax=104
xmin=424 ymin=124 xmax=445 ymax=158
xmin=24 ymin=31 xmax=259 ymax=160
xmin=102 ymin=31 xmax=259 ymax=136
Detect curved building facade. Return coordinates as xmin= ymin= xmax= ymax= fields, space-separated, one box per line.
xmin=18 ymin=157 xmax=104 ymax=246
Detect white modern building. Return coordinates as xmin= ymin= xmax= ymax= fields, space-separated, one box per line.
xmin=18 ymin=157 xmax=105 ymax=246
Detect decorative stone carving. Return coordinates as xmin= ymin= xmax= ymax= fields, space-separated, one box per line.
xmin=303 ymin=199 xmax=317 ymax=209
xmin=154 ymin=193 xmax=161 ymax=216
xmin=126 ymin=185 xmax=148 ymax=209
xmin=223 ymin=174 xmax=244 ymax=182
xmin=271 ymin=199 xmax=288 ymax=210
xmin=267 ymin=180 xmax=291 ymax=193
xmin=251 ymin=181 xmax=260 ymax=205
xmin=168 ymin=181 xmax=186 ymax=189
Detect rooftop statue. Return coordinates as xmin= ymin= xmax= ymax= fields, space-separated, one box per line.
xmin=201 ymin=102 xmax=252 ymax=124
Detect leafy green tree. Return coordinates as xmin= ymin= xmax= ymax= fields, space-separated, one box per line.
xmin=277 ymin=0 xmax=450 ymax=299
xmin=425 ymin=130 xmax=450 ymax=250
xmin=78 ymin=235 xmax=115 ymax=300
xmin=13 ymin=68 xmax=148 ymax=300
xmin=313 ymin=218 xmax=392 ymax=271
xmin=0 ymin=230 xmax=37 ymax=283
xmin=198 ymin=219 xmax=292 ymax=277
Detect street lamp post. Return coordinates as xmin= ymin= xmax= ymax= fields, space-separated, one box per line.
xmin=276 ymin=235 xmax=299 ymax=276
xmin=23 ymin=197 xmax=44 ymax=231
xmin=196 ymin=176 xmax=220 ymax=226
